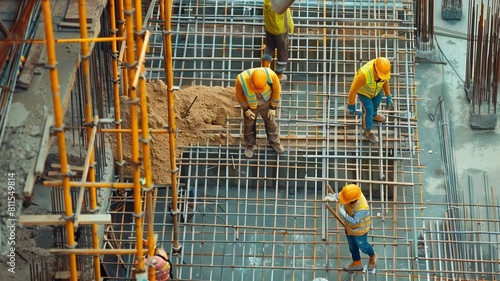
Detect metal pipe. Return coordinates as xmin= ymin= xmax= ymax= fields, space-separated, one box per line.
xmin=77 ymin=1 xmax=100 ymax=278
xmin=41 ymin=0 xmax=77 ymax=280
xmin=108 ymin=0 xmax=125 ymax=184
xmin=123 ymin=0 xmax=145 ymax=274
xmin=0 ymin=36 xmax=126 ymax=44
xmin=163 ymin=0 xmax=181 ymax=253
xmin=133 ymin=0 xmax=155 ymax=277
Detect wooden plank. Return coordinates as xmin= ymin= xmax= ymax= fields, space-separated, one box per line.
xmin=50 ymin=163 xmax=86 ymax=172
xmin=54 ymin=271 xmax=81 ymax=279
xmin=19 ymin=214 xmax=111 ymax=226
xmin=17 ymin=26 xmax=45 ymax=89
xmin=34 ymin=115 xmax=53 ymax=176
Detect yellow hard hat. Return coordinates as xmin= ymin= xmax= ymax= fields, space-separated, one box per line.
xmin=374 ymin=57 xmax=391 ymax=80
xmin=251 ymin=68 xmax=267 ymax=90
xmin=338 ymin=184 xmax=362 ymax=204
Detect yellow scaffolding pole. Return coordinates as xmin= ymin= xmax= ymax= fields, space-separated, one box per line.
xmin=0 ymin=36 xmax=126 ymax=44
xmin=77 ymin=1 xmax=101 ymax=279
xmin=109 ymin=0 xmax=125 ymax=183
xmin=40 ymin=0 xmax=78 ymax=280
xmin=163 ymin=0 xmax=181 ymax=253
xmin=134 ymin=1 xmax=155 ymax=278
xmin=123 ymin=0 xmax=145 ymax=276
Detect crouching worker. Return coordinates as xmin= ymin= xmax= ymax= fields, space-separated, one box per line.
xmin=142 ymin=239 xmax=173 ymax=280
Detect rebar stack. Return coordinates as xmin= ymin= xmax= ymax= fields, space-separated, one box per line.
xmin=465 ymin=0 xmax=500 ymax=129
xmin=415 ymin=0 xmax=435 ymax=51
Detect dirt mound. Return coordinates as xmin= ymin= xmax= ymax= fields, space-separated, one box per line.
xmin=113 ymin=80 xmax=240 ymax=184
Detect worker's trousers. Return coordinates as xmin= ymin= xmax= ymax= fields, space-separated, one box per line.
xmin=346 ymin=233 xmax=375 ymax=261
xmin=262 ymin=31 xmax=289 ymax=75
xmin=358 ymin=92 xmax=383 ymax=132
xmin=244 ymin=94 xmax=280 ymax=146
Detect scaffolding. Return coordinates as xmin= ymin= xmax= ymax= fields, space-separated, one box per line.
xmin=6 ymin=0 xmax=498 ymax=280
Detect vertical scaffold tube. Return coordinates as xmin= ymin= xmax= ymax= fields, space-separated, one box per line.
xmin=109 ymin=0 xmax=125 ymax=183
xmin=117 ymin=0 xmax=128 ymax=97
xmin=123 ymin=0 xmax=145 ymax=273
xmin=163 ymin=0 xmax=181 ymax=252
xmin=77 ymin=1 xmax=100 ymax=279
xmin=40 ymin=0 xmax=78 ymax=280
xmin=133 ymin=0 xmax=155 ymax=278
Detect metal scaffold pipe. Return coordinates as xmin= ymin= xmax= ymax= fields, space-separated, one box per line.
xmin=123 ymin=0 xmax=145 ymax=274
xmin=133 ymin=0 xmax=155 ymax=277
xmin=77 ymin=0 xmax=100 ymax=278
xmin=40 ymin=0 xmax=77 ymax=280
xmin=163 ymin=0 xmax=181 ymax=253
xmin=108 ymin=0 xmax=125 ymax=183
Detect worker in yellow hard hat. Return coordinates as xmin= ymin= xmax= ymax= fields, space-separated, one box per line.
xmin=235 ymin=67 xmax=285 ymax=158
xmin=261 ymin=0 xmax=294 ymax=81
xmin=347 ymin=57 xmax=393 ymax=143
xmin=325 ymin=184 xmax=377 ymax=272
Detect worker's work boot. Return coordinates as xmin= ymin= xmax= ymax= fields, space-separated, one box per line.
xmin=277 ymin=73 xmax=288 ymax=81
xmin=244 ymin=145 xmax=257 ymax=158
xmin=373 ymin=114 xmax=386 ymax=122
xmin=364 ymin=130 xmax=378 ymax=144
xmin=270 ymin=143 xmax=285 ymax=154
xmin=261 ymin=60 xmax=270 ymax=68
xmin=343 ymin=260 xmax=363 ymax=271
xmin=368 ymin=253 xmax=377 ymax=271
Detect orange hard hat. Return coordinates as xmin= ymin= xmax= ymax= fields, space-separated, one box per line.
xmin=251 ymin=68 xmax=267 ymax=90
xmin=374 ymin=57 xmax=391 ymax=80
xmin=338 ymin=184 xmax=362 ymax=204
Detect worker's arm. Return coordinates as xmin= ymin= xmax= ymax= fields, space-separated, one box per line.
xmin=270 ymin=73 xmax=281 ymax=109
xmin=348 ymin=72 xmax=366 ymax=105
xmin=235 ymin=78 xmax=249 ymax=110
xmin=382 ymin=80 xmax=390 ymax=96
xmin=343 ymin=209 xmax=369 ymax=225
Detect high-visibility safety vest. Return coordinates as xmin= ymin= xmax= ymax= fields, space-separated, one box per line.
xmin=343 ymin=194 xmax=371 ymax=236
xmin=356 ymin=59 xmax=388 ymax=99
xmin=263 ymin=0 xmax=294 ymax=35
xmin=236 ymin=68 xmax=280 ymax=110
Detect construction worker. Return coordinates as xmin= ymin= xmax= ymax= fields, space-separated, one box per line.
xmin=235 ymin=67 xmax=285 ymax=158
xmin=347 ymin=57 xmax=393 ymax=143
xmin=261 ymin=0 xmax=294 ymax=81
xmin=142 ymin=239 xmax=173 ymax=280
xmin=325 ymin=184 xmax=377 ymax=272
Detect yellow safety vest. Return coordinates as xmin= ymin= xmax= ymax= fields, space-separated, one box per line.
xmin=236 ymin=68 xmax=273 ymax=109
xmin=263 ymin=0 xmax=294 ymax=35
xmin=344 ymin=194 xmax=371 ymax=236
xmin=357 ymin=59 xmax=387 ymax=99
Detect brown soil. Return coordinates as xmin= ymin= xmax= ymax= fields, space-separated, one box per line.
xmin=111 ymin=80 xmax=240 ymax=185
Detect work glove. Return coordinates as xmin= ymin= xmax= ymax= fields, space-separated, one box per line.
xmin=268 ymin=108 xmax=276 ymax=121
xmin=385 ymin=94 xmax=393 ymax=107
xmin=338 ymin=204 xmax=347 ymax=218
xmin=244 ymin=109 xmax=255 ymax=120
xmin=347 ymin=104 xmax=356 ymax=114
xmin=324 ymin=193 xmax=338 ymax=202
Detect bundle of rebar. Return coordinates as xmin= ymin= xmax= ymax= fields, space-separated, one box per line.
xmin=415 ymin=0 xmax=435 ymax=51
xmin=465 ymin=0 xmax=499 ymax=129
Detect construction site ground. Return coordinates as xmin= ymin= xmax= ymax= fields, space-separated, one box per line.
xmin=0 ymin=0 xmax=498 ymax=280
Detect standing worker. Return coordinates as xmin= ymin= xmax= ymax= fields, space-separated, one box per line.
xmin=261 ymin=0 xmax=294 ymax=81
xmin=235 ymin=67 xmax=285 ymax=158
xmin=347 ymin=57 xmax=393 ymax=143
xmin=325 ymin=184 xmax=377 ymax=272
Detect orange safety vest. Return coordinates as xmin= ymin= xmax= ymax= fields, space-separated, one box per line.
xmin=236 ymin=68 xmax=274 ymax=110
xmin=356 ymin=59 xmax=388 ymax=99
xmin=343 ymin=194 xmax=371 ymax=236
